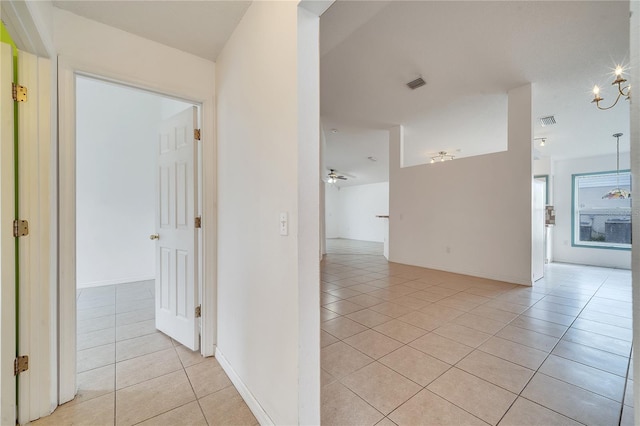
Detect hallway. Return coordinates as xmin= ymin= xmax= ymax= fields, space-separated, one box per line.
xmin=32 ymin=281 xmax=257 ymax=426
xmin=321 ymin=240 xmax=634 ymax=425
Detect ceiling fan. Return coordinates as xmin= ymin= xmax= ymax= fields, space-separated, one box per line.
xmin=326 ymin=169 xmax=347 ymax=184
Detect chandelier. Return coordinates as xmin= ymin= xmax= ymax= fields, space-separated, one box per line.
xmin=592 ymin=65 xmax=631 ymax=110
xmin=430 ymin=151 xmax=455 ymax=163
xmin=602 ymin=133 xmax=630 ymax=199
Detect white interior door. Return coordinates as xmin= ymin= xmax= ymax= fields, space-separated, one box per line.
xmin=1 ymin=41 xmax=17 ymax=426
xmin=154 ymin=107 xmax=199 ymax=350
xmin=532 ymin=179 xmax=545 ymax=282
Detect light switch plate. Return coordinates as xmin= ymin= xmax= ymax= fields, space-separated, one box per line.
xmin=279 ymin=212 xmax=288 ymax=236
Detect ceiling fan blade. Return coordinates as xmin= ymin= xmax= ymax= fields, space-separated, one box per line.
xmin=337 ymin=176 xmax=347 ymax=180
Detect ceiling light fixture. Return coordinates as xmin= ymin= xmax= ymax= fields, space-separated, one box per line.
xmin=367 ymin=156 xmax=377 ymax=162
xmin=430 ymin=151 xmax=455 ymax=163
xmin=592 ymin=65 xmax=631 ymax=110
xmin=534 ymin=137 xmax=547 ymax=147
xmin=602 ymin=133 xmax=630 ymax=199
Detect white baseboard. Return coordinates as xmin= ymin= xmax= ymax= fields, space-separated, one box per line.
xmin=215 ymin=348 xmax=274 ymax=426
xmin=77 ymin=275 xmax=155 ymax=288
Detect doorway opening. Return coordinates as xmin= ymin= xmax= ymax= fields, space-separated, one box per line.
xmin=74 ymin=75 xmax=202 ymax=406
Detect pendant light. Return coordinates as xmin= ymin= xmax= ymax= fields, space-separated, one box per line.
xmin=602 ymin=133 xmax=630 ymax=199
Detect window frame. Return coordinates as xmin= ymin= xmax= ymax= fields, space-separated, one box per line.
xmin=571 ymin=169 xmax=632 ymax=251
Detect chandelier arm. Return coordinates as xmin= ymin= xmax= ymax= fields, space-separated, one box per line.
xmin=596 ymin=92 xmax=623 ymax=110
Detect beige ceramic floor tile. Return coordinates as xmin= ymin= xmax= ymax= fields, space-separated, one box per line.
xmin=375 ymin=417 xmax=398 ymax=426
xmin=478 ymin=336 xmax=548 ymax=370
xmin=77 ymin=343 xmax=115 ymax=373
xmin=521 ymin=373 xmax=621 ymax=426
xmin=321 ymin=307 xmax=341 ymax=322
xmin=456 ymin=350 xmax=534 ymax=394
xmin=115 ymin=332 xmax=172 ymax=362
xmin=321 ymin=330 xmax=340 ymax=348
xmin=562 ymin=328 xmax=631 ymax=357
xmin=538 ymin=355 xmax=626 ymax=402
xmin=551 ymin=340 xmax=629 ymax=377
xmin=453 ymin=313 xmax=506 ymax=334
xmin=498 ymin=397 xmax=582 ymax=426
xmin=69 ymin=364 xmax=115 ymax=407
xmin=115 ymin=307 xmax=155 ymax=326
xmin=199 ymin=386 xmax=258 ymax=426
xmin=136 ymin=401 xmax=207 ymax=426
xmin=508 ymin=316 xmax=568 ymax=338
xmin=77 ymin=315 xmax=115 ymax=334
xmin=324 ymin=299 xmax=367 ymax=315
xmin=620 ymin=404 xmax=634 ymax=426
xmin=379 ymin=345 xmax=450 ymax=386
xmin=321 ymin=316 xmax=369 ymax=339
xmin=77 ymin=327 xmax=116 ymax=351
xmin=427 ymin=367 xmax=517 ymax=425
xmin=344 ymin=329 xmax=404 ymax=360
xmin=496 ymin=325 xmax=559 ymax=352
xmin=116 ymin=347 xmax=182 ymax=389
xmin=369 ymin=302 xmax=415 ymax=318
xmin=342 ymin=362 xmax=421 ymax=415
xmin=397 ymin=311 xmax=446 ymax=331
xmin=389 ymin=389 xmax=487 ymax=426
xmin=115 ymin=370 xmax=196 ymax=425
xmin=185 ymin=357 xmax=233 ymax=398
xmin=347 ymin=309 xmax=394 ymax=328
xmin=321 ymin=381 xmax=384 ymax=426
xmin=410 ymin=333 xmax=473 ymax=365
xmin=32 ymin=392 xmax=115 ymax=426
xmin=374 ymin=319 xmax=428 ymax=344
xmin=115 ymin=319 xmax=157 ymax=341
xmin=348 ymin=293 xmax=387 ymax=307
xmin=433 ymin=323 xmax=492 ymax=348
xmin=173 ymin=344 xmax=207 ymax=368
xmin=321 ymin=341 xmax=374 ymax=379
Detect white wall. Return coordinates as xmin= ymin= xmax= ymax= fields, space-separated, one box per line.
xmin=389 ymin=85 xmax=533 ymax=285
xmin=553 ymin=154 xmax=631 ymax=269
xmin=75 ymin=77 xmax=192 ymax=288
xmin=325 ymin=182 xmax=389 ymax=242
xmin=216 ymin=2 xmax=319 ymax=424
xmin=54 ymin=7 xmax=217 ymax=404
xmin=324 ymin=185 xmax=341 ymax=238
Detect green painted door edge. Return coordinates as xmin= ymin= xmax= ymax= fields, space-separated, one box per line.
xmin=1 ymin=20 xmax=20 ymax=407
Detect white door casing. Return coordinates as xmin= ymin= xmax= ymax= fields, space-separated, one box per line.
xmin=532 ymin=179 xmax=545 ymax=282
xmin=0 ymin=41 xmax=17 ymax=426
xmin=155 ymin=107 xmax=199 ymax=351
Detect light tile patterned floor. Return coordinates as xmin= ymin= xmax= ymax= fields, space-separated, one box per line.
xmin=322 ymin=238 xmax=635 ymax=426
xmin=33 ymin=280 xmax=257 ymax=426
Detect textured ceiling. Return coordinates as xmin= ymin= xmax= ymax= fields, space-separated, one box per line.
xmin=321 ymin=1 xmax=630 ymax=186
xmin=53 ymin=0 xmax=251 ymax=61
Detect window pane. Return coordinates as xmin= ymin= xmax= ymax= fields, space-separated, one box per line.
xmin=573 ymin=172 xmax=631 ymax=249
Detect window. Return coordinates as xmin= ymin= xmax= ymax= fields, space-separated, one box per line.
xmin=572 ymin=171 xmax=631 ymax=250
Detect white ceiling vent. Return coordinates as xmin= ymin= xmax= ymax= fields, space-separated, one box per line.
xmin=539 ymin=115 xmax=556 ymax=127
xmin=407 ymin=77 xmax=426 ymax=90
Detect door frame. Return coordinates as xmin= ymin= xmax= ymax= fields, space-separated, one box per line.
xmin=58 ymin=57 xmax=217 ymax=404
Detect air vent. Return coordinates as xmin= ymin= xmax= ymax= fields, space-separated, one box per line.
xmin=407 ymin=77 xmax=426 ymax=90
xmin=539 ymin=115 xmax=556 ymax=127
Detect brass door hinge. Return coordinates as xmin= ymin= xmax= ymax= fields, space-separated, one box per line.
xmin=12 ymin=83 xmax=27 ymax=102
xmin=14 ymin=356 xmax=28 ymax=375
xmin=195 ymin=216 xmax=202 ymax=229
xmin=194 ymin=129 xmax=201 ymax=140
xmin=13 ymin=219 xmax=29 ymax=237
xmin=195 ymin=305 xmax=201 ymax=318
